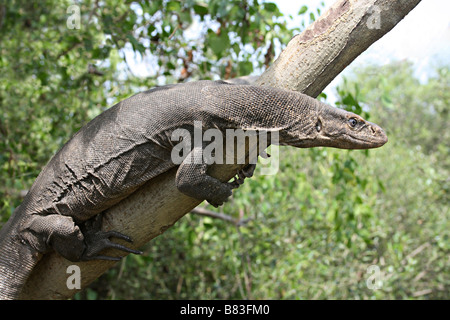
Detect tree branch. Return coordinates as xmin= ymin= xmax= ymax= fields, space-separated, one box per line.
xmin=190 ymin=207 xmax=252 ymax=226
xmin=19 ymin=0 xmax=421 ymax=299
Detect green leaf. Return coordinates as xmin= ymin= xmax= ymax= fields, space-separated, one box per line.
xmin=179 ymin=10 xmax=192 ymax=24
xmin=318 ymin=92 xmax=327 ymax=101
xmin=193 ymin=3 xmax=208 ymax=17
xmin=145 ymin=0 xmax=162 ymax=15
xmin=238 ymin=61 xmax=253 ymax=76
xmin=264 ymin=2 xmax=277 ymax=12
xmin=341 ymin=93 xmax=362 ymax=114
xmin=126 ymin=34 xmax=145 ymax=54
xmin=166 ymin=1 xmax=181 ymax=12
xmin=381 ymin=95 xmax=394 ymax=109
xmin=166 ymin=61 xmax=176 ymax=70
xmin=37 ymin=71 xmax=49 ymax=85
xmin=91 ymin=46 xmax=111 ymax=59
xmin=207 ymin=31 xmax=230 ymax=57
xmin=378 ymin=180 xmax=386 ymax=193
xmin=298 ymin=5 xmax=308 ymax=15
xmin=83 ymin=38 xmax=93 ymax=51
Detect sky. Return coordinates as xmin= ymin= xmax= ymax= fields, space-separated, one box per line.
xmin=274 ymin=0 xmax=450 ymax=98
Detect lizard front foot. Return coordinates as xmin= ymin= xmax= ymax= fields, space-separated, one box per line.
xmin=206 ymin=183 xmax=233 ymax=208
xmin=207 ymin=164 xmax=257 ymax=207
xmin=228 ymin=163 xmax=257 ymax=189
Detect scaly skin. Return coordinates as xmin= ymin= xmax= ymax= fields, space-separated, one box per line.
xmin=0 ymin=80 xmax=387 ymax=299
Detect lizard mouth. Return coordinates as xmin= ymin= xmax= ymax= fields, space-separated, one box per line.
xmin=341 ymin=124 xmax=388 ymax=149
xmin=279 ymin=124 xmax=388 ymax=149
xmin=342 ymin=133 xmax=388 ymax=148
xmin=311 ymin=124 xmax=388 ymax=149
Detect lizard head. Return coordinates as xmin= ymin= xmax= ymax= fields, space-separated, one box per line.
xmin=313 ymin=103 xmax=388 ymax=149
xmin=280 ymin=101 xmax=388 ymax=149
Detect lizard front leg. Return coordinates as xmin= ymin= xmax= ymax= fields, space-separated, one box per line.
xmin=21 ymin=213 xmax=141 ymax=262
xmin=175 ymin=146 xmax=234 ymax=207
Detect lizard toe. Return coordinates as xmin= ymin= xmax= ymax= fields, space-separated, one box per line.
xmin=241 ymin=163 xmax=256 ymax=178
xmin=82 ymin=230 xmax=142 ymax=261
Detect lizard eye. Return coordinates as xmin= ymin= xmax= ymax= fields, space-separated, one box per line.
xmin=348 ymin=118 xmax=358 ymax=128
xmin=315 ymin=119 xmax=322 ymax=132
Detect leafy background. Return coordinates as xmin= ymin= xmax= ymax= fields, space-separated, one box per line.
xmin=0 ymin=0 xmax=448 ymax=299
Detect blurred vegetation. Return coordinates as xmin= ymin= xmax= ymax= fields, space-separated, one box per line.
xmin=0 ymin=1 xmax=448 ymax=299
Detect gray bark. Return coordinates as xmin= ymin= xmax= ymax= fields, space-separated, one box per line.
xmin=19 ymin=0 xmax=421 ymax=299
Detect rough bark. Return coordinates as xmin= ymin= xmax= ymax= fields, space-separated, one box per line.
xmin=256 ymin=0 xmax=422 ymax=97
xmin=19 ymin=0 xmax=421 ymax=299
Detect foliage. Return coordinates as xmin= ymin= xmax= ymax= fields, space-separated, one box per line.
xmin=0 ymin=1 xmax=448 ymax=300
xmin=0 ymin=0 xmax=294 ymax=220
xmin=337 ymin=61 xmax=449 ymax=166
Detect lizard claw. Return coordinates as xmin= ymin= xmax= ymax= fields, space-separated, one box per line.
xmin=241 ymin=163 xmax=256 ymax=178
xmin=229 ymin=175 xmax=244 ymax=189
xmin=80 ymin=214 xmax=142 ymax=261
xmin=82 ymin=230 xmax=143 ymax=261
xmin=228 ymin=164 xmax=256 ymax=189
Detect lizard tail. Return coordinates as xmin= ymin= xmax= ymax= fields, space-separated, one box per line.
xmin=0 ymin=212 xmax=41 ymax=300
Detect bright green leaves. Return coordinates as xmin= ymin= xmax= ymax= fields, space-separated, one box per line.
xmin=206 ymin=29 xmax=230 ymax=58
xmin=166 ymin=1 xmax=181 ymax=12
xmin=91 ymin=46 xmax=112 ymax=60
xmin=338 ymin=92 xmax=363 ymax=115
xmin=328 ymin=152 xmax=375 ymax=247
xmin=238 ymin=60 xmax=254 ymax=76
xmin=263 ymin=2 xmax=278 ymax=13
xmin=193 ymin=3 xmax=209 ymax=19
xmin=200 ymin=0 xmax=291 ymax=78
xmin=114 ymin=0 xmax=298 ymax=81
xmin=336 ymin=82 xmax=370 ymax=119
xmin=298 ymin=5 xmax=308 ymax=15
xmin=142 ymin=0 xmax=162 ymax=16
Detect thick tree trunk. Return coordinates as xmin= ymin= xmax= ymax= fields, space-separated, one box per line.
xmin=19 ymin=0 xmax=421 ymax=299
xmin=256 ymin=0 xmax=422 ymax=98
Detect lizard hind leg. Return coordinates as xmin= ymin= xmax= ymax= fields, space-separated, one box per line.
xmin=22 ymin=213 xmax=142 ymax=262
xmin=22 ymin=214 xmax=86 ymax=261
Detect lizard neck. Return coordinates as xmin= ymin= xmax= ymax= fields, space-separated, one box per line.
xmin=202 ymin=83 xmax=318 ymax=134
